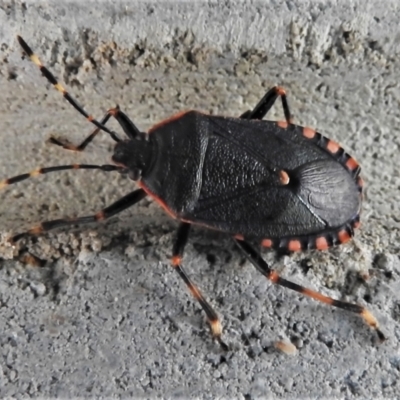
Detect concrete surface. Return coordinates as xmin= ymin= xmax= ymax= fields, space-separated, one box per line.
xmin=1 ymin=0 xmax=400 ymax=398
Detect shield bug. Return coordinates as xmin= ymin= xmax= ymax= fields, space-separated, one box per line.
xmin=1 ymin=36 xmax=385 ymax=349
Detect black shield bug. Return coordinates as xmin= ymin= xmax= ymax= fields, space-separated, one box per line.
xmin=1 ymin=36 xmax=385 ymax=349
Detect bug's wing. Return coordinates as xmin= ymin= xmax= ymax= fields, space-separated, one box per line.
xmin=186 ymin=173 xmax=328 ymax=238
xmin=295 ymin=159 xmax=360 ymax=226
xmin=207 ymin=116 xmax=328 ymax=173
xmin=184 ymin=116 xmax=359 ymax=238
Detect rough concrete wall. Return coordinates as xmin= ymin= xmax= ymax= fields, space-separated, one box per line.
xmin=0 ymin=1 xmax=399 ymax=398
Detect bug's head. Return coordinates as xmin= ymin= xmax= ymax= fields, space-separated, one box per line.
xmin=112 ymin=136 xmax=153 ymax=181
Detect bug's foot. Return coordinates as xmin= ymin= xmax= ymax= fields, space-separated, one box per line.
xmin=361 ymin=308 xmax=386 ymax=343
xmin=216 ymin=336 xmax=229 ymax=352
xmin=47 ymin=136 xmax=83 ymax=152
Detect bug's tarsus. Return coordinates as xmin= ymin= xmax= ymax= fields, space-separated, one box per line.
xmin=241 ymin=86 xmax=293 ymax=122
xmin=234 ymin=238 xmax=385 ymax=342
xmin=17 ymin=35 xmax=121 ymax=143
xmin=9 ymin=189 xmax=147 ymax=244
xmin=172 ymin=222 xmax=229 ymax=350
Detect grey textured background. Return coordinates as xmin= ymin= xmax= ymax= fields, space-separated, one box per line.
xmin=1 ymin=0 xmax=400 ymax=398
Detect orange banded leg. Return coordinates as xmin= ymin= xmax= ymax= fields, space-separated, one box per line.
xmin=234 ymin=239 xmax=385 ymax=342
xmin=49 ymin=107 xmax=143 ymax=152
xmin=240 ymin=86 xmax=292 ymax=122
xmin=17 ymin=35 xmax=121 ymax=143
xmin=10 ymin=189 xmax=147 ymax=243
xmin=172 ymin=222 xmax=228 ymax=350
xmin=0 ymin=164 xmax=121 ymax=189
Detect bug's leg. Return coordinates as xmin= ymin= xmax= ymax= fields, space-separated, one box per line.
xmin=49 ymin=107 xmax=143 ymax=152
xmin=240 ymin=86 xmax=292 ymax=122
xmin=109 ymin=107 xmax=142 ymax=140
xmin=171 ymin=222 xmax=228 ymax=350
xmin=0 ymin=164 xmax=121 ymax=189
xmin=234 ymin=238 xmax=386 ymax=342
xmin=49 ymin=113 xmax=112 ymax=152
xmin=17 ymin=36 xmax=121 ymax=143
xmin=10 ymin=189 xmax=147 ymax=243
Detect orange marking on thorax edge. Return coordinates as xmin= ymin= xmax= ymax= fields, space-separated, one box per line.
xmin=138 ymin=181 xmax=177 ymax=219
xmin=148 ymin=110 xmax=190 ymax=133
